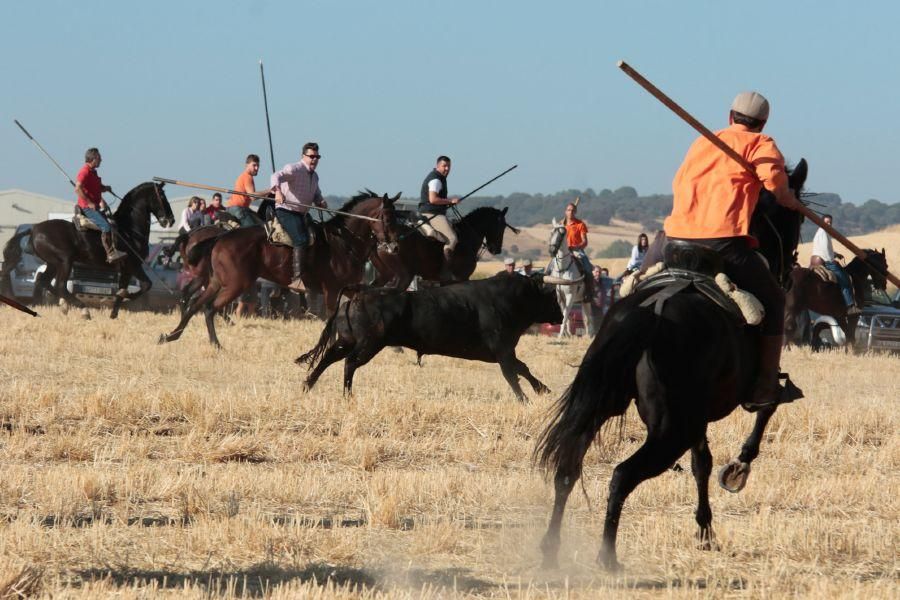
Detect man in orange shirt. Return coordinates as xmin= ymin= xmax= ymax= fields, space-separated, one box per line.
xmin=227 ymin=154 xmax=262 ymax=227
xmin=663 ymin=91 xmax=803 ymax=411
xmin=564 ymin=202 xmax=593 ymax=300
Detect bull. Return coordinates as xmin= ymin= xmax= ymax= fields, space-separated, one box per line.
xmin=297 ymin=273 xmax=579 ymax=401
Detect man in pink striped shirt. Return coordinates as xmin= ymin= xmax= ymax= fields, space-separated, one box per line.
xmin=270 ymin=142 xmax=328 ymax=291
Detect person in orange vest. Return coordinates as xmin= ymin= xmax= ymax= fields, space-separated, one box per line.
xmin=663 ymin=91 xmax=803 ymax=411
xmin=563 ymin=202 xmax=593 ymax=301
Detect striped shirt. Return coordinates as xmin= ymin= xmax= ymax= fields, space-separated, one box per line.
xmin=270 ymin=161 xmax=324 ymax=214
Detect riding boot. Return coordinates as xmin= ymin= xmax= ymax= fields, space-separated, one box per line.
xmin=743 ymin=334 xmax=784 ymax=412
xmin=101 ymin=231 xmax=126 ymax=263
xmin=287 ymin=245 xmax=306 ymax=292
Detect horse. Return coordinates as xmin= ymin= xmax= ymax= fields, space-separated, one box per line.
xmin=369 ymin=206 xmax=517 ymax=288
xmin=784 ymin=249 xmax=888 ymax=346
xmin=0 ymin=181 xmax=175 ymax=319
xmin=158 ymin=191 xmax=401 ymax=347
xmin=534 ymin=160 xmax=808 ymax=571
xmin=547 ymin=218 xmax=592 ymax=337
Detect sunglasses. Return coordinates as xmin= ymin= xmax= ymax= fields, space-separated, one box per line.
xmin=304 ymin=154 xmax=322 ymax=160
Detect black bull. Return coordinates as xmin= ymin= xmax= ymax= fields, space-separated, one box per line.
xmin=297 ymin=273 xmax=577 ymax=401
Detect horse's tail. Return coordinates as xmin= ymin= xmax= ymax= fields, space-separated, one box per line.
xmin=186 ymin=235 xmax=220 ymax=266
xmin=296 ymin=285 xmax=363 ymax=369
xmin=0 ymin=230 xmax=30 ymax=295
xmin=534 ymin=301 xmax=658 ymax=475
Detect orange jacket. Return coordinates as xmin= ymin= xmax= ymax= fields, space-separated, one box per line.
xmin=664 ymin=123 xmax=788 ymax=240
xmin=565 ymin=218 xmax=588 ymax=249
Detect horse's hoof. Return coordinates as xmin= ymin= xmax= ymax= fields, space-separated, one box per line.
xmin=109 ymin=313 xmax=117 ymax=320
xmin=597 ymin=552 xmax=622 ymax=572
xmin=157 ymin=334 xmax=167 ymax=345
xmin=536 ymin=384 xmax=551 ymax=395
xmin=697 ymin=530 xmax=718 ymax=551
xmin=718 ymin=459 xmax=751 ymax=493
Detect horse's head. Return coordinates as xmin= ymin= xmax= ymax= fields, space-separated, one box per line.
xmin=849 ymin=248 xmax=889 ymax=291
xmin=750 ymin=158 xmax=808 ymax=287
xmin=483 ymin=206 xmax=513 ymax=255
xmin=375 ymin=192 xmax=402 ymax=253
xmin=151 ymin=181 xmax=176 ymax=228
xmin=340 ymin=190 xmax=401 ymax=254
xmin=548 ymin=218 xmax=568 ymax=258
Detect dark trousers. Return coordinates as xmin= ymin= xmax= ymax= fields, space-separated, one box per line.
xmin=275 ymin=208 xmax=310 ymax=247
xmin=670 ymin=236 xmax=785 ymax=335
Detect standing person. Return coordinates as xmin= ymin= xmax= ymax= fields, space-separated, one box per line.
xmin=623 ymin=232 xmax=649 ymax=277
xmin=517 ymin=258 xmax=534 ymax=276
xmin=204 ymin=193 xmax=225 ymax=224
xmin=811 ymin=214 xmax=860 ymax=315
xmin=563 ymin=202 xmax=593 ymax=300
xmin=227 ymin=154 xmax=262 ymax=227
xmin=270 ymin=142 xmax=328 ymax=292
xmin=663 ymin=90 xmax=803 ymax=411
xmin=499 ymin=257 xmax=516 ymax=275
xmin=178 ymin=197 xmax=204 ymax=234
xmin=418 ymin=156 xmax=460 ymax=277
xmin=74 ymin=147 xmax=126 ymax=262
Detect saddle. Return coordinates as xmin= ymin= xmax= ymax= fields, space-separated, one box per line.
xmin=264 ymin=214 xmax=317 ymax=248
xmin=630 ymin=241 xmax=754 ymax=325
xmin=72 ymin=205 xmax=101 ymax=232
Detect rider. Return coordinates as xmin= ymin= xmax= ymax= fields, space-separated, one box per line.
xmin=270 ymin=142 xmax=328 ymax=292
xmin=227 ymin=154 xmax=263 ymax=227
xmin=811 ymin=214 xmax=861 ymax=315
xmin=563 ymin=202 xmax=593 ymax=300
xmin=74 ymin=147 xmax=126 ymax=263
xmin=418 ymin=155 xmax=460 ymax=277
xmin=663 ymin=90 xmax=803 ymax=411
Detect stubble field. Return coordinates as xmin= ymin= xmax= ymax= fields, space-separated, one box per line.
xmin=0 ymin=307 xmax=896 ymax=598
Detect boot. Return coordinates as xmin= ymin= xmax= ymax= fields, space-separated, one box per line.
xmin=743 ymin=334 xmax=784 ymax=412
xmin=287 ymin=246 xmax=306 ymax=292
xmin=102 ymin=231 xmax=126 ymax=263
xmin=846 ymin=304 xmax=862 ymax=316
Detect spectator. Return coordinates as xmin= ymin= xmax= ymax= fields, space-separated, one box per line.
xmin=500 ymin=257 xmax=516 ymax=275
xmin=204 ymin=193 xmax=225 ymax=224
xmin=179 ymin=196 xmax=204 ymax=234
xmin=517 ymin=258 xmax=533 ymax=276
xmin=621 ymin=232 xmax=649 ymax=278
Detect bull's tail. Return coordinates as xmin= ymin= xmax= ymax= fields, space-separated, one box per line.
xmin=186 ymin=235 xmax=220 ymax=266
xmin=0 ymin=230 xmax=30 ymax=296
xmin=534 ymin=302 xmax=658 ymax=475
xmin=296 ymin=284 xmax=363 ymax=369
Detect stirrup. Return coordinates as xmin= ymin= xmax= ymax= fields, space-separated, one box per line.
xmin=287 ymin=278 xmax=305 ymax=292
xmin=742 ymin=373 xmax=803 ymax=412
xmin=106 ymin=250 xmax=127 ymax=263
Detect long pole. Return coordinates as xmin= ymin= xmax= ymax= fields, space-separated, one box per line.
xmin=0 ymin=294 xmax=39 ymax=317
xmin=259 ymin=61 xmax=276 ymax=174
xmin=617 ymin=60 xmax=900 ymax=289
xmin=152 ymin=177 xmax=379 ymax=222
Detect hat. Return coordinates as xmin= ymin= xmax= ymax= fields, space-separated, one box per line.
xmin=522 ymin=258 xmax=532 ymax=267
xmin=731 ymin=91 xmax=769 ymax=121
xmin=503 ymin=257 xmax=515 ymax=266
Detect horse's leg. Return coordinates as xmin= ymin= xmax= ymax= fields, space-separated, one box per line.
xmin=205 ymin=284 xmax=247 ymax=348
xmin=497 ymin=355 xmax=527 ymax=401
xmin=581 ymin=298 xmax=593 ymax=338
xmin=32 ymin=267 xmax=56 ymax=305
xmin=599 ymin=429 xmax=691 ymax=570
xmin=557 ymin=290 xmax=570 ymax=338
xmin=304 ymin=340 xmax=354 ymax=391
xmin=540 ymin=438 xmax=592 ymax=569
xmin=511 ymin=356 xmax=550 ymax=394
xmin=718 ymin=405 xmax=776 ymax=493
xmin=691 ymin=436 xmax=716 ymax=550
xmin=159 ymin=279 xmax=221 ymax=344
xmin=179 ymin=277 xmax=203 ymax=316
xmin=54 ymin=260 xmax=89 ymax=318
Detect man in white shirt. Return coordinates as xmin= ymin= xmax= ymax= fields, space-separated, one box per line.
xmin=418 ymin=156 xmax=460 ymax=277
xmin=811 ymin=214 xmax=860 ymax=315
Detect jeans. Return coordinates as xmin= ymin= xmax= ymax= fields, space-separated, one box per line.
xmin=824 ymin=261 xmax=854 ymax=306
xmin=275 ymin=209 xmax=310 ymax=247
xmin=82 ymin=208 xmax=112 ymax=233
xmin=227 ymin=206 xmax=262 ymax=228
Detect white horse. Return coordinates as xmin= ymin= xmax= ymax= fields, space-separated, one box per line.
xmin=547 ymin=219 xmax=592 ymax=338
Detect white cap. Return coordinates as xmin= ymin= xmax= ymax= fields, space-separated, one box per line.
xmin=731 ymin=91 xmax=769 ymax=121
xmin=503 ymin=257 xmax=515 ymax=266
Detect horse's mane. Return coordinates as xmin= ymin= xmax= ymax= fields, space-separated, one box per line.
xmin=118 ymin=181 xmax=157 ymax=206
xmin=337 ymin=189 xmax=381 ymax=214
xmin=459 ymin=206 xmax=499 ymax=221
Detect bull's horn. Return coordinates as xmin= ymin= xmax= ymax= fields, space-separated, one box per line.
xmin=543 ymin=275 xmax=583 ymax=285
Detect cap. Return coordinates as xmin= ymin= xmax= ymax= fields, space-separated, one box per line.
xmin=503 ymin=257 xmax=515 ymax=266
xmin=522 ymin=258 xmax=532 ymax=267
xmin=731 ymin=91 xmax=769 ymax=121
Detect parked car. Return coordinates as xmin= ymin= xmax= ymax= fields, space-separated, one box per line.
xmin=809 ymin=286 xmax=900 ymax=353
xmin=5 ymin=224 xmax=43 ymax=301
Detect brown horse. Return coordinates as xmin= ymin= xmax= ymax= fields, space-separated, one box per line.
xmin=369 ymin=206 xmax=516 ymax=288
xmin=0 ymin=181 xmax=175 ymax=319
xmin=784 ymin=249 xmax=888 ymax=346
xmin=158 ymin=191 xmax=401 ymax=347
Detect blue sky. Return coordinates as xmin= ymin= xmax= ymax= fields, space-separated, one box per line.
xmin=1 ymin=1 xmax=897 ymax=206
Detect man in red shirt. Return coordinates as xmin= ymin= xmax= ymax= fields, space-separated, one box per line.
xmin=664 ymin=91 xmax=803 ymax=411
xmin=75 ymin=147 xmax=126 ymax=262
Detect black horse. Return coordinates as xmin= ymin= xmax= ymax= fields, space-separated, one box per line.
xmin=370 ymin=206 xmax=517 ymax=288
xmin=0 ymin=182 xmax=175 ymax=319
xmin=535 ymin=160 xmax=808 ymax=571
